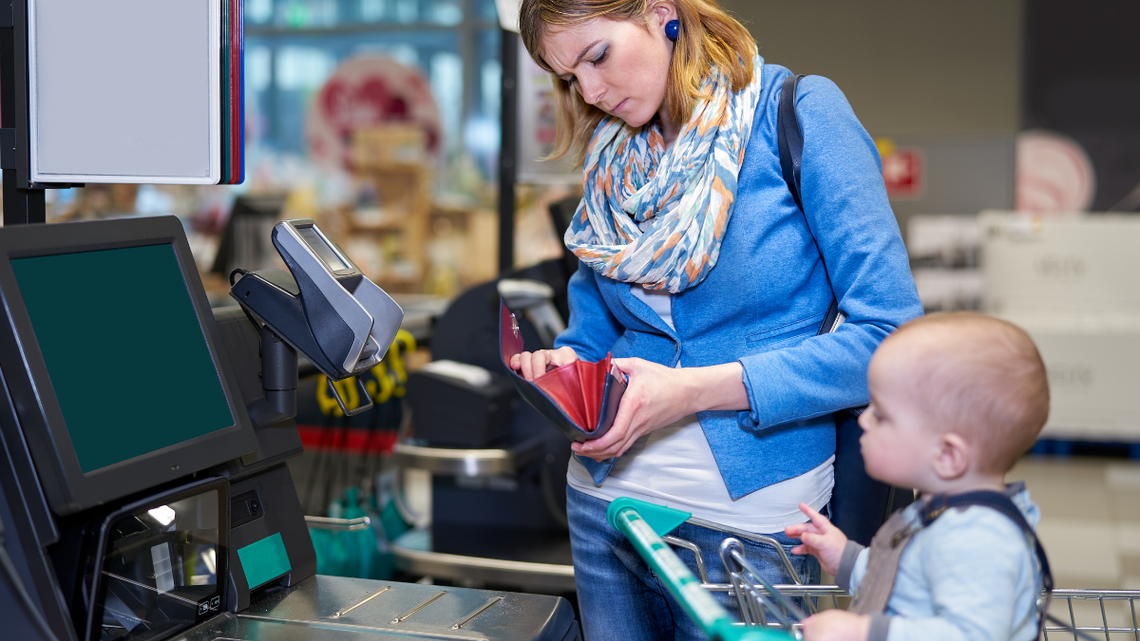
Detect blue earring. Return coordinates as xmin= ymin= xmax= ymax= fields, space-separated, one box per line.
xmin=665 ymin=19 xmax=679 ymax=41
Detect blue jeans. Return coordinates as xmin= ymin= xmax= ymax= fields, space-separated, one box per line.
xmin=567 ymin=487 xmax=821 ymax=641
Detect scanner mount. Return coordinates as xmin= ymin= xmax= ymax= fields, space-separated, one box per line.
xmin=230 ymin=219 xmax=404 ymax=418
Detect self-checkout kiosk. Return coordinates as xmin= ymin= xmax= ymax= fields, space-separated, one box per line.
xmin=0 ymin=215 xmax=580 ymax=641
xmin=0 ymin=2 xmax=579 ymax=637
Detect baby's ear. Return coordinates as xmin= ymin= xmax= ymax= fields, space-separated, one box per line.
xmin=933 ymin=432 xmax=970 ymax=481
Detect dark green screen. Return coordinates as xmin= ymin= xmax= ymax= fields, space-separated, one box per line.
xmin=13 ymin=244 xmax=234 ymax=473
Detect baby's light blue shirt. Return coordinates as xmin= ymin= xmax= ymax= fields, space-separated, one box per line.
xmin=839 ymin=486 xmax=1044 ymax=641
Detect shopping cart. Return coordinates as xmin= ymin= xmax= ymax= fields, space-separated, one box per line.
xmin=1044 ymin=590 xmax=1140 ymax=640
xmin=607 ymin=497 xmax=1140 ymax=641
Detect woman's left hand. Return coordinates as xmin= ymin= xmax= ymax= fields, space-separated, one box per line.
xmin=570 ymin=357 xmax=708 ymax=461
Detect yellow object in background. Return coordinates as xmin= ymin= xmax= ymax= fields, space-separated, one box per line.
xmin=875 ymin=137 xmax=897 ymax=159
xmin=385 ymin=329 xmax=416 ymax=398
xmin=317 ymin=329 xmax=417 ymax=416
xmin=365 ymin=362 xmax=396 ymax=405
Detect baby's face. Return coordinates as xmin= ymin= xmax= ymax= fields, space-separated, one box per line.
xmin=858 ymin=342 xmax=943 ymax=490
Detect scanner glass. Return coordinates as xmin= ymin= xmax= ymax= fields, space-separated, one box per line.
xmin=296 ymin=224 xmax=348 ymax=272
xmin=91 ymin=486 xmax=225 ymax=640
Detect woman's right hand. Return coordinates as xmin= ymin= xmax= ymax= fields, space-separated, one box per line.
xmin=509 ymin=346 xmax=579 ymax=381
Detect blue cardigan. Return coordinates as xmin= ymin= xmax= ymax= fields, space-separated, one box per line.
xmin=555 ymin=62 xmax=924 ymax=500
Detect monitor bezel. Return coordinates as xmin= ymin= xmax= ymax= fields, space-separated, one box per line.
xmin=0 ymin=216 xmax=256 ymax=516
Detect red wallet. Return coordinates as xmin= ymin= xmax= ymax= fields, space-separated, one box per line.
xmin=499 ymin=300 xmax=626 ymax=442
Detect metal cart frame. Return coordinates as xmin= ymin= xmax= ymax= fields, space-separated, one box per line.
xmin=607 ymin=497 xmax=1140 ymax=641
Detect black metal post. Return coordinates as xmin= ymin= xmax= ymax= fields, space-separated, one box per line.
xmin=2 ymin=172 xmax=47 ymax=225
xmin=1 ymin=0 xmax=44 ymax=226
xmin=258 ymin=324 xmax=298 ymax=422
xmin=498 ymin=29 xmax=519 ymax=275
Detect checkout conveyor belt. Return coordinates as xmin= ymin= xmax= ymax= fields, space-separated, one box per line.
xmin=172 ymin=575 xmax=580 ymax=640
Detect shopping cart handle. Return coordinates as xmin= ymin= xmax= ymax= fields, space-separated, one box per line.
xmin=607 ymin=497 xmax=691 ymax=537
xmin=608 ymin=499 xmax=796 ymax=641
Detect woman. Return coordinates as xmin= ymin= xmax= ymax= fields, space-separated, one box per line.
xmin=510 ymin=0 xmax=923 ymax=638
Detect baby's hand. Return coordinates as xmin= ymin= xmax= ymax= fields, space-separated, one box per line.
xmin=784 ymin=503 xmax=848 ymax=576
xmin=801 ymin=610 xmax=871 ymax=641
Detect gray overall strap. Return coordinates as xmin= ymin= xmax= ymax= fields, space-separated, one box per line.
xmin=848 ymin=508 xmax=917 ymax=615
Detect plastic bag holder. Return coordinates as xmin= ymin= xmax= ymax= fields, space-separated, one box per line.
xmin=327 ymin=376 xmax=373 ymax=417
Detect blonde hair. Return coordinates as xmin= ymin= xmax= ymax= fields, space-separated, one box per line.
xmin=518 ymin=0 xmax=754 ymax=165
xmin=886 ymin=312 xmax=1050 ymax=475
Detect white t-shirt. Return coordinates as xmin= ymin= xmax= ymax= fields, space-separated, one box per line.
xmin=566 ymin=285 xmax=833 ymax=533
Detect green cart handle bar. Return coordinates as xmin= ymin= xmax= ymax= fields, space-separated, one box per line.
xmin=606 ymin=497 xmax=793 ymax=641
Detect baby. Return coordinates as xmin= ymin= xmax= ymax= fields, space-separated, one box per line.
xmin=786 ymin=312 xmax=1051 ymax=641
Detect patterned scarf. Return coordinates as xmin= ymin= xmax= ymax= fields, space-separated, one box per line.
xmin=565 ymin=51 xmax=763 ymax=293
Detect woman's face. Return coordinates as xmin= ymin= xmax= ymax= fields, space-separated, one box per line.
xmin=541 ymin=5 xmax=676 ymax=129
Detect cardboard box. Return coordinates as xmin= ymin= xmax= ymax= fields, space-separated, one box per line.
xmin=1000 ymin=313 xmax=1140 ymax=441
xmin=912 ymin=268 xmax=983 ymax=312
xmin=981 ymin=211 xmax=1140 ymax=316
xmin=908 ymin=213 xmax=982 ymax=269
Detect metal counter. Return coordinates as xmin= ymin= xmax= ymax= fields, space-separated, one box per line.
xmin=172 ymin=575 xmax=579 ymax=641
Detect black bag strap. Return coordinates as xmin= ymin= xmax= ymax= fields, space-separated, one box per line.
xmin=776 ymin=74 xmax=843 ymax=337
xmin=922 ymin=489 xmax=1055 ymax=634
xmin=777 ymin=74 xmax=807 ymax=212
